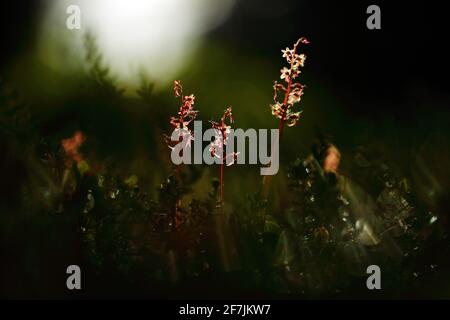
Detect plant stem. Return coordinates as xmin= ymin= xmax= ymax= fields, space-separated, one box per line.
xmin=220 ymin=123 xmax=226 ymax=204
xmin=278 ymin=118 xmax=285 ymax=141
xmin=220 ymin=156 xmax=224 ymax=204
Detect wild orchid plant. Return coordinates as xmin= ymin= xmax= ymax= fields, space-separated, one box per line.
xmin=210 ymin=106 xmax=238 ymax=204
xmin=271 ymin=37 xmax=309 ymax=138
xmin=164 ymin=80 xmax=199 ymax=228
xmin=262 ymin=37 xmax=309 ymax=196
xmin=167 ymin=79 xmax=237 ymax=205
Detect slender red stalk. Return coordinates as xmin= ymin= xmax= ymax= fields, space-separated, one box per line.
xmin=278 ymin=119 xmax=285 ymax=141
xmin=166 ymin=80 xmax=199 ymax=229
xmin=219 ymin=115 xmax=228 ymax=204
xmin=220 ymin=155 xmax=224 ymax=203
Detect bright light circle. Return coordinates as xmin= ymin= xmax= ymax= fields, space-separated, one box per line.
xmin=40 ymin=0 xmax=235 ymax=92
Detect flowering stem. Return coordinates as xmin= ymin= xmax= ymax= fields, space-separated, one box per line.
xmin=263 ymin=38 xmax=307 ymax=197
xmin=211 ymin=107 xmax=234 ymax=206
xmin=167 ymin=80 xmax=199 ymax=229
